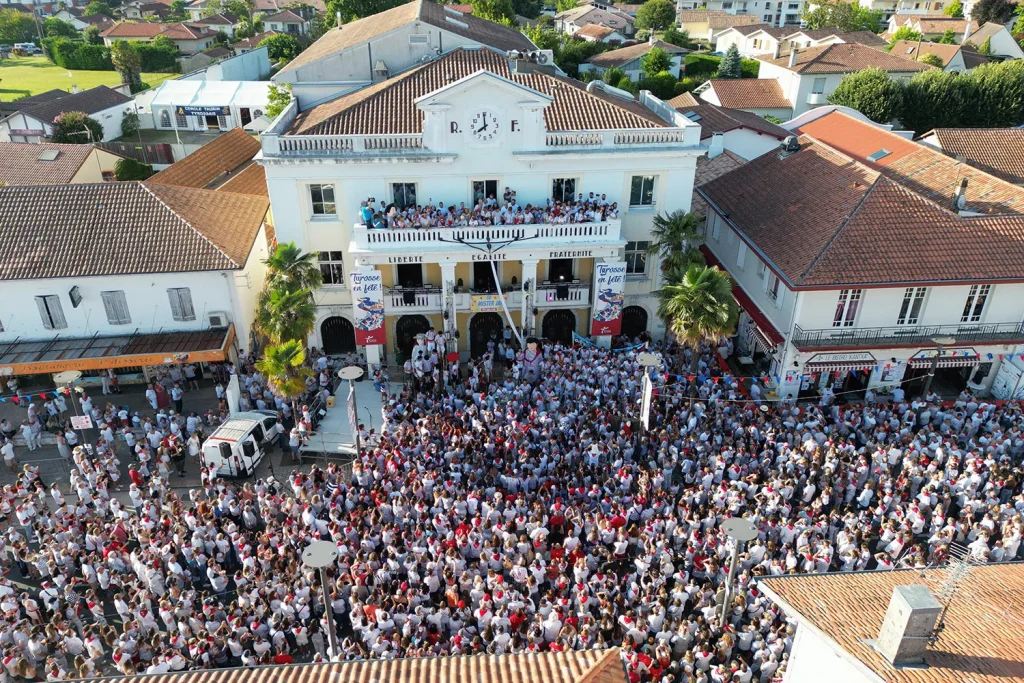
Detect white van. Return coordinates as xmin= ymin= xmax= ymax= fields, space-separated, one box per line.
xmin=201 ymin=410 xmax=279 ymax=477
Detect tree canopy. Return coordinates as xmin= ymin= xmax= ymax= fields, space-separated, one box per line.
xmin=827 ymin=67 xmax=907 ymax=123
xmin=801 ymin=0 xmax=882 ymax=32
xmin=470 ymin=0 xmax=516 ymax=26
xmin=0 ymin=8 xmax=38 ymax=43
xmin=918 ymin=52 xmax=944 ymax=67
xmin=971 ymin=0 xmax=1015 ymax=25
xmin=326 ymin=0 xmax=404 ymax=22
xmin=51 ymin=111 xmax=104 ymax=143
xmin=44 ymin=17 xmax=78 ymax=38
xmin=640 ymin=46 xmax=672 ymax=78
xmin=84 ymin=1 xmax=113 ymax=16
xmin=718 ymin=43 xmax=741 ymax=78
xmin=943 ymin=0 xmax=963 ymax=16
xmin=635 ymin=0 xmax=676 ymax=31
xmin=265 ymin=82 xmax=293 ymax=119
xmin=110 ymin=39 xmax=143 ymax=93
xmin=258 ymin=32 xmax=301 ymax=62
xmin=889 ymin=26 xmax=922 ymax=44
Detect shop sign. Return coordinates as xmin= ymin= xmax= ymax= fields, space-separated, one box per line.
xmin=805 ymin=351 xmax=876 ymax=363
xmin=471 ymin=294 xmax=507 ymax=312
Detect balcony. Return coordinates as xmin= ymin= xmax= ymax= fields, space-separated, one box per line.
xmin=537 ymin=282 xmax=591 ymax=308
xmin=351 ymin=221 xmax=622 ymax=254
xmin=792 ymin=322 xmax=1024 ymax=350
xmin=806 ymin=93 xmax=827 ymax=105
xmin=384 ymin=286 xmax=442 ymax=314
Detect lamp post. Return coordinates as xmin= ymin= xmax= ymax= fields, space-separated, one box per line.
xmin=338 ymin=366 xmax=364 ymax=456
xmin=301 ymin=540 xmax=340 ymax=659
xmin=718 ymin=517 xmax=759 ymax=626
xmin=922 ymin=335 xmax=957 ymax=399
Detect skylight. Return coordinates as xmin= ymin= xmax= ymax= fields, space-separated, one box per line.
xmin=867 ymin=149 xmax=891 ymax=162
xmin=683 ymin=111 xmax=702 ymax=122
xmin=38 ymin=149 xmax=60 ymax=161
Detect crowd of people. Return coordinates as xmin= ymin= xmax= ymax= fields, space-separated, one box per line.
xmin=359 ymin=187 xmax=619 ymax=230
xmin=0 ymin=334 xmax=1021 ymax=683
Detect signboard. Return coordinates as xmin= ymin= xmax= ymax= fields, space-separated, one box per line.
xmin=913 ymin=347 xmax=978 ymax=359
xmin=70 ymin=415 xmax=93 ymax=430
xmin=471 ymin=293 xmax=507 ymax=312
xmin=350 ymin=270 xmax=385 ymax=345
xmin=591 ymin=261 xmax=626 ymax=336
xmin=175 ymin=105 xmax=230 ymax=117
xmin=640 ymin=373 xmax=653 ymax=431
xmin=806 ymin=351 xmax=876 ymax=363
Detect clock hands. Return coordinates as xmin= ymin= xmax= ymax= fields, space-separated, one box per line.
xmin=475 ymin=113 xmax=489 ymax=134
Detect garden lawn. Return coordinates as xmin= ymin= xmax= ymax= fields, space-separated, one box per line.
xmin=0 ymin=55 xmax=176 ymax=100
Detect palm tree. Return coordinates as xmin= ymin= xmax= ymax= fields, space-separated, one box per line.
xmin=263 ymin=242 xmax=323 ymax=293
xmin=257 ymin=340 xmax=313 ymax=420
xmin=257 ymin=287 xmax=317 ymax=343
xmin=657 ymin=264 xmax=738 ymax=390
xmin=647 ymin=210 xmax=705 ymax=274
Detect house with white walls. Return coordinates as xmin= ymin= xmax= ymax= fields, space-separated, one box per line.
xmin=0 ymin=85 xmax=133 ymax=143
xmin=694 ymin=79 xmax=794 ymax=120
xmin=579 ymin=40 xmax=688 ymax=81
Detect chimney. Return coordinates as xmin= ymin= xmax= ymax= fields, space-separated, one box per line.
xmin=962 ymin=19 xmax=971 ymax=44
xmin=953 ymin=177 xmax=969 ymax=211
xmin=876 ymin=585 xmax=942 ymax=667
xmin=72 ymin=84 xmax=79 ymax=94
xmin=788 ymin=47 xmax=799 ymax=68
xmin=336 ymin=9 xmax=341 ymax=27
xmin=709 ymin=132 xmax=724 ymax=158
xmin=773 ymin=42 xmax=781 ymax=59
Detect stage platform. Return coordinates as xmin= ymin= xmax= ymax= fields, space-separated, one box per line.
xmin=299 ymin=379 xmax=389 ymax=457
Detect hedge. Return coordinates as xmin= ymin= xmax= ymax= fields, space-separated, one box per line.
xmin=45 ymin=37 xmax=113 ymax=70
xmin=683 ymin=53 xmax=760 ymax=79
xmin=137 ymin=42 xmax=179 ymax=72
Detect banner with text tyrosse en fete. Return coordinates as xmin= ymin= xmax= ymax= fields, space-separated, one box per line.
xmin=350 ymin=270 xmax=385 ymax=345
xmin=591 ymin=262 xmax=626 ymax=336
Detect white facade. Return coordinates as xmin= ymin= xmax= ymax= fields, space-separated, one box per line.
xmin=135 ymin=80 xmax=271 ymax=132
xmin=0 ymin=102 xmax=131 ymax=143
xmin=678 ymin=1 xmax=806 ymax=27
xmin=697 ymin=85 xmax=793 ymax=120
xmin=260 ymin=70 xmax=706 ymax=361
xmin=755 ymin=60 xmax=920 ymax=117
xmin=579 ymin=52 xmax=685 ymax=81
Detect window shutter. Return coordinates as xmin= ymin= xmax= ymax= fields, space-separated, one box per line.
xmin=179 ymin=288 xmax=196 ymax=320
xmin=49 ymin=296 xmax=67 ymax=329
xmin=168 ymin=288 xmax=183 ymax=320
xmin=102 ymin=291 xmax=131 ymax=324
xmin=36 ymin=296 xmax=53 ymax=330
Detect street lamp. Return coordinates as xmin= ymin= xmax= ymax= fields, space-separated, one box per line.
xmin=718 ymin=517 xmax=758 ymax=626
xmin=338 ymin=366 xmax=364 ymax=456
xmin=301 ymin=540 xmax=340 ymax=659
xmin=922 ymin=335 xmax=957 ymax=398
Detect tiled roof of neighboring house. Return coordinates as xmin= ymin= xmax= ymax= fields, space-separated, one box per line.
xmin=760 ymin=565 xmax=1024 ymax=683
xmin=112 ymin=650 xmax=629 ymax=683
xmin=160 ymin=22 xmax=214 ymax=39
xmin=968 ymin=21 xmax=1006 ymax=44
xmin=891 ymin=14 xmax=970 ymax=34
xmin=253 ymin=0 xmax=326 ymax=11
xmin=0 ymin=182 xmax=268 ymax=280
xmin=139 ymin=2 xmax=174 ymax=15
xmin=729 ymin=23 xmax=791 ymax=38
xmin=556 ymin=4 xmax=633 ymax=30
xmin=889 ymin=40 xmax=988 ymax=68
xmin=217 ymin=162 xmax=268 ymax=196
xmin=279 ymin=0 xmax=534 ymax=77
xmin=234 ymin=30 xmax=278 ymax=48
xmin=101 ymin=21 xmax=168 ymax=38
xmin=148 ymin=128 xmax=261 ymax=190
xmin=926 ymin=128 xmax=1024 ymax=184
xmin=19 ymin=85 xmax=131 ymax=124
xmin=665 ymin=91 xmax=699 ymax=108
xmin=692 ymin=149 xmax=745 ymax=216
xmin=263 ymin=9 xmax=305 ymax=22
xmin=80 ymin=13 xmax=116 ymax=27
xmin=448 ymin=3 xmax=474 ymax=12
xmin=760 ymin=42 xmax=932 ymax=73
xmin=835 ymin=30 xmax=888 ymax=47
xmin=292 ymin=47 xmax=665 ymax=135
xmin=583 ymin=40 xmax=687 ymax=67
xmin=698 ymin=111 xmax=1024 ymax=287
xmin=677 ymin=10 xmax=761 ymax=29
xmin=703 ymin=79 xmax=792 ymax=110
xmin=576 ymin=24 xmax=616 ymax=40
xmin=201 ymin=46 xmax=232 ymax=59
xmin=3 ymin=3 xmax=34 ymax=13
xmin=0 ymin=142 xmax=95 ymax=186
xmin=672 ymin=100 xmax=789 ymax=140
xmin=195 ymin=12 xmax=239 ymax=25
xmin=0 ymin=89 xmax=68 ymax=115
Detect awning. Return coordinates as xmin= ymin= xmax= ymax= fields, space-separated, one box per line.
xmin=0 ymin=325 xmax=235 ymax=376
xmin=908 ymin=356 xmax=980 ymax=369
xmin=804 ymin=360 xmax=876 ymax=373
xmin=700 ymin=245 xmax=784 ymax=346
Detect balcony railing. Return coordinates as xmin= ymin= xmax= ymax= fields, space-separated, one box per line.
xmin=792 ymin=322 xmax=1024 ymax=349
xmin=806 ymin=93 xmax=828 ymax=105
xmin=537 ymin=282 xmax=590 ymax=306
xmin=384 ymin=286 xmax=442 ymax=313
xmin=351 ymin=221 xmax=621 ymax=251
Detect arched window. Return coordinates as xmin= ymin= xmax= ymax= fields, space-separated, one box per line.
xmin=159 ymin=109 xmax=171 ymax=129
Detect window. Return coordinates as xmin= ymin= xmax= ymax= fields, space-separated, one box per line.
xmin=629 ymin=175 xmax=655 ymax=206
xmin=710 ymin=213 xmax=721 ymax=240
xmin=35 ymin=295 xmax=67 ymax=330
xmin=472 ymin=179 xmax=498 ymax=204
xmin=961 ymin=284 xmax=990 ymax=323
xmin=101 ymin=170 xmax=115 ymax=182
xmin=309 ymin=184 xmax=336 ymax=216
xmin=736 ymin=241 xmax=747 ymax=269
xmin=552 ymin=177 xmax=576 ymax=203
xmin=167 ymin=287 xmax=196 ymax=322
xmin=832 ymin=289 xmax=862 ymax=328
xmin=217 ymin=115 xmax=229 ymax=129
xmin=812 ymin=77 xmax=826 ymax=94
xmin=766 ymin=274 xmax=781 ymax=303
xmin=101 ymin=290 xmax=131 ymax=325
xmin=757 ymin=261 xmax=767 ymax=279
xmin=391 ymin=183 xmax=417 ymax=210
xmin=318 ymin=251 xmax=345 ymax=285
xmin=625 ymin=241 xmax=649 ymax=274
xmin=160 ymin=110 xmax=172 ymax=129
xmin=897 ymin=286 xmax=926 ymax=325
xmin=175 ymin=111 xmax=187 ymax=128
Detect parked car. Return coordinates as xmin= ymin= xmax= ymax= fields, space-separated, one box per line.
xmin=13 ymin=42 xmax=41 ymax=55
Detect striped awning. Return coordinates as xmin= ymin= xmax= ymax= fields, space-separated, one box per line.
xmin=804 ymin=360 xmax=875 ymax=373
xmin=748 ymin=325 xmax=777 ymax=355
xmin=908 ymin=356 xmax=980 ymax=369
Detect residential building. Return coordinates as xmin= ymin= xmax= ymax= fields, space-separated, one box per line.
xmin=781 ymin=28 xmax=888 ymax=50
xmin=697 ymin=109 xmax=1024 ymax=400
xmin=714 ymin=24 xmax=793 ymax=56
xmin=0 ymin=89 xmax=68 ymax=118
xmin=964 ymin=20 xmax=1024 ymax=59
xmin=134 ymin=80 xmax=271 ymax=132
xmin=147 ymin=128 xmax=262 ymax=188
xmin=100 ymin=21 xmax=218 ymax=54
xmin=889 ymin=39 xmax=988 ymax=71
xmin=760 ymin=564 xmax=1024 ymax=683
xmin=178 ymin=46 xmax=272 ymax=81
xmin=668 ymin=91 xmax=790 ymax=159
xmin=0 ymin=141 xmax=122 ymax=185
xmin=858 ymin=0 xmax=950 ymax=22
xmin=0 ymin=85 xmax=133 ymax=143
xmin=918 ymin=128 xmax=1024 ymax=184
xmin=258 ymin=46 xmax=706 ymax=362
xmin=554 ymin=5 xmax=635 ymax=38
xmin=263 ymin=9 xmax=309 ymax=35
xmin=678 ymin=2 xmax=806 ymax=29
xmin=579 ymin=40 xmax=689 ymax=81
xmin=574 ymin=24 xmax=628 ymax=43
xmin=234 ymin=30 xmax=280 ymax=53
xmin=755 ymin=43 xmax=931 ymax=116
xmin=123 ymin=1 xmax=173 ymax=19
xmin=194 ymin=12 xmax=242 ymax=37
xmin=694 ymin=79 xmax=794 ymax=120
xmin=272 ymin=0 xmax=536 ymax=108
xmin=885 ymin=13 xmax=969 ymax=38
xmin=677 ymin=10 xmax=762 ymax=42
xmin=0 ymin=180 xmax=271 ymax=378
xmin=253 ymin=0 xmax=325 ymax=12
xmin=52 ymin=7 xmax=115 ymax=31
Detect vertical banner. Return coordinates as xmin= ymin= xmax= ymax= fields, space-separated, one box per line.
xmin=591 ymin=261 xmax=627 ymax=336
xmin=347 ymin=384 xmax=358 ymax=436
xmin=640 ymin=373 xmax=653 ymax=431
xmin=350 ymin=269 xmax=385 ymax=345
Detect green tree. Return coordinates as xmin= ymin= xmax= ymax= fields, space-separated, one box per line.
xmin=602 ymin=66 xmax=626 ymax=83
xmin=635 ymin=0 xmax=675 ymax=31
xmin=640 ymin=46 xmax=671 ymax=77
xmin=968 ymin=59 xmax=1024 ymax=127
xmin=84 ymin=0 xmax=113 ymax=15
xmin=616 ymin=76 xmax=639 ymax=94
xmin=83 ymin=24 xmax=103 ymax=44
xmin=662 ymin=24 xmax=689 ymax=47
xmin=265 ymin=82 xmax=293 ymax=119
xmin=44 ymin=17 xmax=78 ymax=38
xmin=1014 ymin=4 xmax=1024 ymax=35
xmin=553 ymin=35 xmax=609 ymax=77
xmin=801 ymin=0 xmax=882 ymax=32
xmin=169 ymin=0 xmax=187 ymax=17
xmin=110 ymin=40 xmax=143 ymax=94
xmin=647 ymin=210 xmax=704 ymax=275
xmin=901 ymin=68 xmax=971 ymax=131
xmin=718 ymin=43 xmax=741 ymax=78
xmin=522 ymin=24 xmax=559 ymax=50
xmin=152 ymin=34 xmax=177 ymax=51
xmin=470 ymin=0 xmax=516 ymax=25
xmin=555 ymin=0 xmax=578 ymax=11
xmin=640 ymin=70 xmax=676 ymax=98
xmin=972 ymin=0 xmax=1015 ymax=24
xmin=257 ymin=287 xmax=317 ymax=343
xmin=263 ymin=242 xmax=323 ymax=294
xmin=938 ymin=27 xmax=957 ymax=43
xmin=889 ymin=25 xmax=922 ymax=45
xmin=259 ymin=32 xmax=300 ymax=61
xmin=256 ymin=340 xmax=313 ymax=421
xmin=114 ymin=157 xmax=153 ymax=180
xmin=943 ymin=0 xmax=963 ymax=15
xmin=326 ymin=0 xmax=405 ymax=22
xmin=214 ymin=29 xmax=229 ymax=44
xmin=657 ymin=264 xmax=738 ymax=387
xmin=827 ymin=68 xmax=906 ymax=123
xmin=51 ymin=111 xmax=104 ymax=143
xmin=919 ymin=52 xmax=944 ymax=66
xmin=511 ymin=0 xmax=541 ymax=19
xmin=120 ymin=110 xmax=140 ymax=137
xmin=0 ymin=8 xmax=38 ymax=44
xmin=978 ymin=36 xmax=992 ymax=54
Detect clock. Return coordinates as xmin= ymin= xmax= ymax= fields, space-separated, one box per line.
xmin=470 ymin=109 xmax=500 ymax=142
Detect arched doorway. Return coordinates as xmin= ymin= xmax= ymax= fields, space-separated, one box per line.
xmin=395 ymin=314 xmax=430 ymax=362
xmin=470 ymin=312 xmax=504 ymax=357
xmin=621 ymin=306 xmax=649 ymax=340
xmin=320 ymin=317 xmax=356 ymax=355
xmin=542 ymin=310 xmax=576 ymax=346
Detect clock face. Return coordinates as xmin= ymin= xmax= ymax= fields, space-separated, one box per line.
xmin=470 ymin=109 xmax=500 ymax=142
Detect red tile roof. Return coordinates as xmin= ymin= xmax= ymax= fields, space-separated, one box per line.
xmin=704 ymin=79 xmax=792 ymax=110
xmin=889 ymin=40 xmax=988 ymax=69
xmin=677 ymin=10 xmax=762 ymax=29
xmin=584 ymin=40 xmax=687 ymax=67
xmin=760 ymin=42 xmax=932 ymax=73
xmin=673 ymin=100 xmax=789 ymax=140
xmin=0 ymin=142 xmax=97 ymax=186
xmin=927 ymin=128 xmax=1024 ymax=185
xmin=263 ymin=9 xmax=305 ymax=22
xmin=576 ymin=23 xmax=616 ymax=39
xmin=148 ymin=129 xmax=261 ymax=190
xmin=101 ymin=21 xmax=212 ymax=39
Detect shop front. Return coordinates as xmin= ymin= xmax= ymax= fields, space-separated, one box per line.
xmin=797 ymin=352 xmax=877 ymax=402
